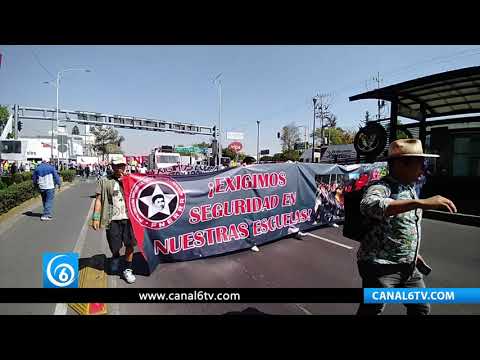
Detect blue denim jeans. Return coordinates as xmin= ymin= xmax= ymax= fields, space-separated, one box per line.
xmin=40 ymin=188 xmax=55 ymax=217
xmin=356 ymin=261 xmax=431 ymax=315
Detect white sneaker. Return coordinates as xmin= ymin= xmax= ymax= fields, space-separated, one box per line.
xmin=287 ymin=226 xmax=300 ymax=235
xmin=251 ymin=246 xmax=260 ymax=252
xmin=41 ymin=216 xmax=52 ymax=221
xmin=123 ymin=269 xmax=136 ymax=284
xmin=332 ymin=223 xmax=339 ymax=228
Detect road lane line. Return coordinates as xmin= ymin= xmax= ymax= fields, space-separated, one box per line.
xmin=295 ymin=304 xmax=313 ymax=315
xmin=103 ymin=230 xmax=121 ymax=315
xmin=73 ymin=199 xmax=95 ymax=254
xmin=54 ymin=198 xmax=95 ymax=315
xmin=303 ymin=232 xmax=354 ymax=250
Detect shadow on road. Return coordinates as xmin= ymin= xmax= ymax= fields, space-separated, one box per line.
xmin=22 ymin=211 xmax=43 ymax=218
xmin=79 ymin=252 xmax=151 ymax=277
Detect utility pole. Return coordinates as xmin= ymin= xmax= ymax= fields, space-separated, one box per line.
xmin=214 ymin=73 xmax=223 ymax=166
xmin=373 ymin=72 xmax=384 ymax=120
xmin=312 ymin=97 xmax=317 ymax=163
xmin=315 ymin=93 xmax=332 ymax=151
xmin=256 ymin=120 xmax=260 ymax=164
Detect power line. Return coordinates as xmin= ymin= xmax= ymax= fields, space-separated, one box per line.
xmin=384 ymin=49 xmax=480 ymax=85
xmin=261 ymin=47 xmax=480 ymax=130
xmin=30 ymin=47 xmax=56 ymax=81
xmin=331 ymin=46 xmax=480 ymax=97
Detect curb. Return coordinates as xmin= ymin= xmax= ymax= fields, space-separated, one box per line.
xmin=423 ymin=210 xmax=480 ymax=227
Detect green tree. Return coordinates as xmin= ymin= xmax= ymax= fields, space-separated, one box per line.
xmin=280 ymin=123 xmax=301 ymax=152
xmin=90 ymin=126 xmax=125 ymax=160
xmin=243 ymin=156 xmax=256 ymax=165
xmin=260 ymin=155 xmax=274 ymax=162
xmin=222 ymin=148 xmax=245 ymax=161
xmin=283 ymin=149 xmax=300 ymax=161
xmin=314 ymin=127 xmax=356 ymax=145
xmin=193 ymin=141 xmax=211 ymax=149
xmin=6 ymin=132 xmax=14 ymax=139
xmin=0 ymin=106 xmax=10 ymax=133
xmin=222 ymin=148 xmax=236 ymax=160
xmin=385 ymin=121 xmax=411 ymax=140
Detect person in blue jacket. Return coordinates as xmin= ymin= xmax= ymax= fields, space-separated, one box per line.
xmin=32 ymin=160 xmax=62 ymax=221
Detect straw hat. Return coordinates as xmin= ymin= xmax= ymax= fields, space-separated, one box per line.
xmin=387 ymin=139 xmax=439 ymax=158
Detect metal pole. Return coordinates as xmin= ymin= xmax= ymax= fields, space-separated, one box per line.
xmin=256 ymin=120 xmax=260 ymax=164
xmin=13 ymin=104 xmax=18 ymax=139
xmin=56 ymin=73 xmax=60 ymax=166
xmin=320 ymin=103 xmax=324 ymax=148
xmin=304 ymin=126 xmax=307 ymax=152
xmin=219 ymin=80 xmax=222 ymax=166
xmin=215 ymin=75 xmax=223 ymax=166
xmin=390 ymin=98 xmax=398 ymax=144
xmin=312 ymin=97 xmax=317 ymax=163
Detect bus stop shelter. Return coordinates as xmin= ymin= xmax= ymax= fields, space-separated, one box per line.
xmin=349 ymin=66 xmax=480 ymax=147
xmin=349 ymin=66 xmax=480 ymax=216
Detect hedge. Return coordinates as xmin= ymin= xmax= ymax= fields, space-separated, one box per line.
xmin=0 ymin=180 xmax=39 ymax=215
xmin=0 ymin=169 xmax=75 ymax=187
xmin=1 ymin=172 xmax=32 ymax=186
xmin=0 ymin=170 xmax=76 ymax=215
xmin=60 ymin=170 xmax=76 ymax=183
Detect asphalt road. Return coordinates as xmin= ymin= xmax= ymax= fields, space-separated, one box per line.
xmin=0 ymin=180 xmax=479 ymax=315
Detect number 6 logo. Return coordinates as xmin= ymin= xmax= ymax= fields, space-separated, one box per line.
xmin=43 ymin=253 xmax=78 ymax=288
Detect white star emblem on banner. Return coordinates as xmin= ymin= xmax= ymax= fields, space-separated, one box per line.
xmin=139 ymin=184 xmax=177 ymax=218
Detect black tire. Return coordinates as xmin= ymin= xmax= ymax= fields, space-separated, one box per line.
xmin=354 ymin=123 xmax=388 ymax=157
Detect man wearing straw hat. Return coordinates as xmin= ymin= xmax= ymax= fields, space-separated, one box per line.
xmin=356 ymin=139 xmax=457 ymax=315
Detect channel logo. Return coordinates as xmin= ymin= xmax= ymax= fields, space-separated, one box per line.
xmin=43 ymin=252 xmax=79 ymax=288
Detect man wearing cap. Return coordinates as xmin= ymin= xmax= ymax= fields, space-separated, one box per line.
xmin=91 ymin=156 xmax=136 ymax=284
xmin=356 ymin=139 xmax=457 ymax=315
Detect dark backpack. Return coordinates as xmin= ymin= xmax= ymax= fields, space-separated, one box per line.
xmin=343 ymin=178 xmax=399 ymax=242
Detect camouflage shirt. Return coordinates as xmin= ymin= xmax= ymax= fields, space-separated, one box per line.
xmin=358 ymin=175 xmax=422 ymax=265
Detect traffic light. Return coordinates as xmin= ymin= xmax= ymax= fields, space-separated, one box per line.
xmin=212 ymin=126 xmax=219 ymax=138
xmin=17 ymin=121 xmax=23 ymax=132
xmin=211 ymin=139 xmax=218 ymax=155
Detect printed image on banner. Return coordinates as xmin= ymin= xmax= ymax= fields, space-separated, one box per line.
xmin=43 ymin=252 xmax=79 ymax=288
xmin=312 ymin=163 xmax=389 ymax=226
xmin=129 ymin=176 xmax=186 ymax=230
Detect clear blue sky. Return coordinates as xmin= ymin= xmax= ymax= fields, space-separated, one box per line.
xmin=1 ymin=45 xmax=480 ymax=156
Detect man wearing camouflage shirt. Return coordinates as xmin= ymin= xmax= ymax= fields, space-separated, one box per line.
xmin=357 ymin=139 xmax=457 ymax=315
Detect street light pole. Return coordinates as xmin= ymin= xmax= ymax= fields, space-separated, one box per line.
xmin=214 ymin=73 xmax=223 ymax=166
xmin=312 ymin=97 xmax=317 ymax=163
xmin=55 ymin=73 xmax=60 ymax=166
xmin=45 ymin=68 xmax=91 ymax=166
xmin=256 ymin=120 xmax=260 ymax=164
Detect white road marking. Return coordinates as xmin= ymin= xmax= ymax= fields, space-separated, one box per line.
xmin=104 ymin=231 xmax=121 ymax=315
xmin=303 ymin=232 xmax=354 ymax=250
xmin=54 ymin=198 xmax=95 ymax=315
xmin=295 ymin=304 xmax=313 ymax=315
xmin=53 ymin=303 xmax=68 ymax=316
